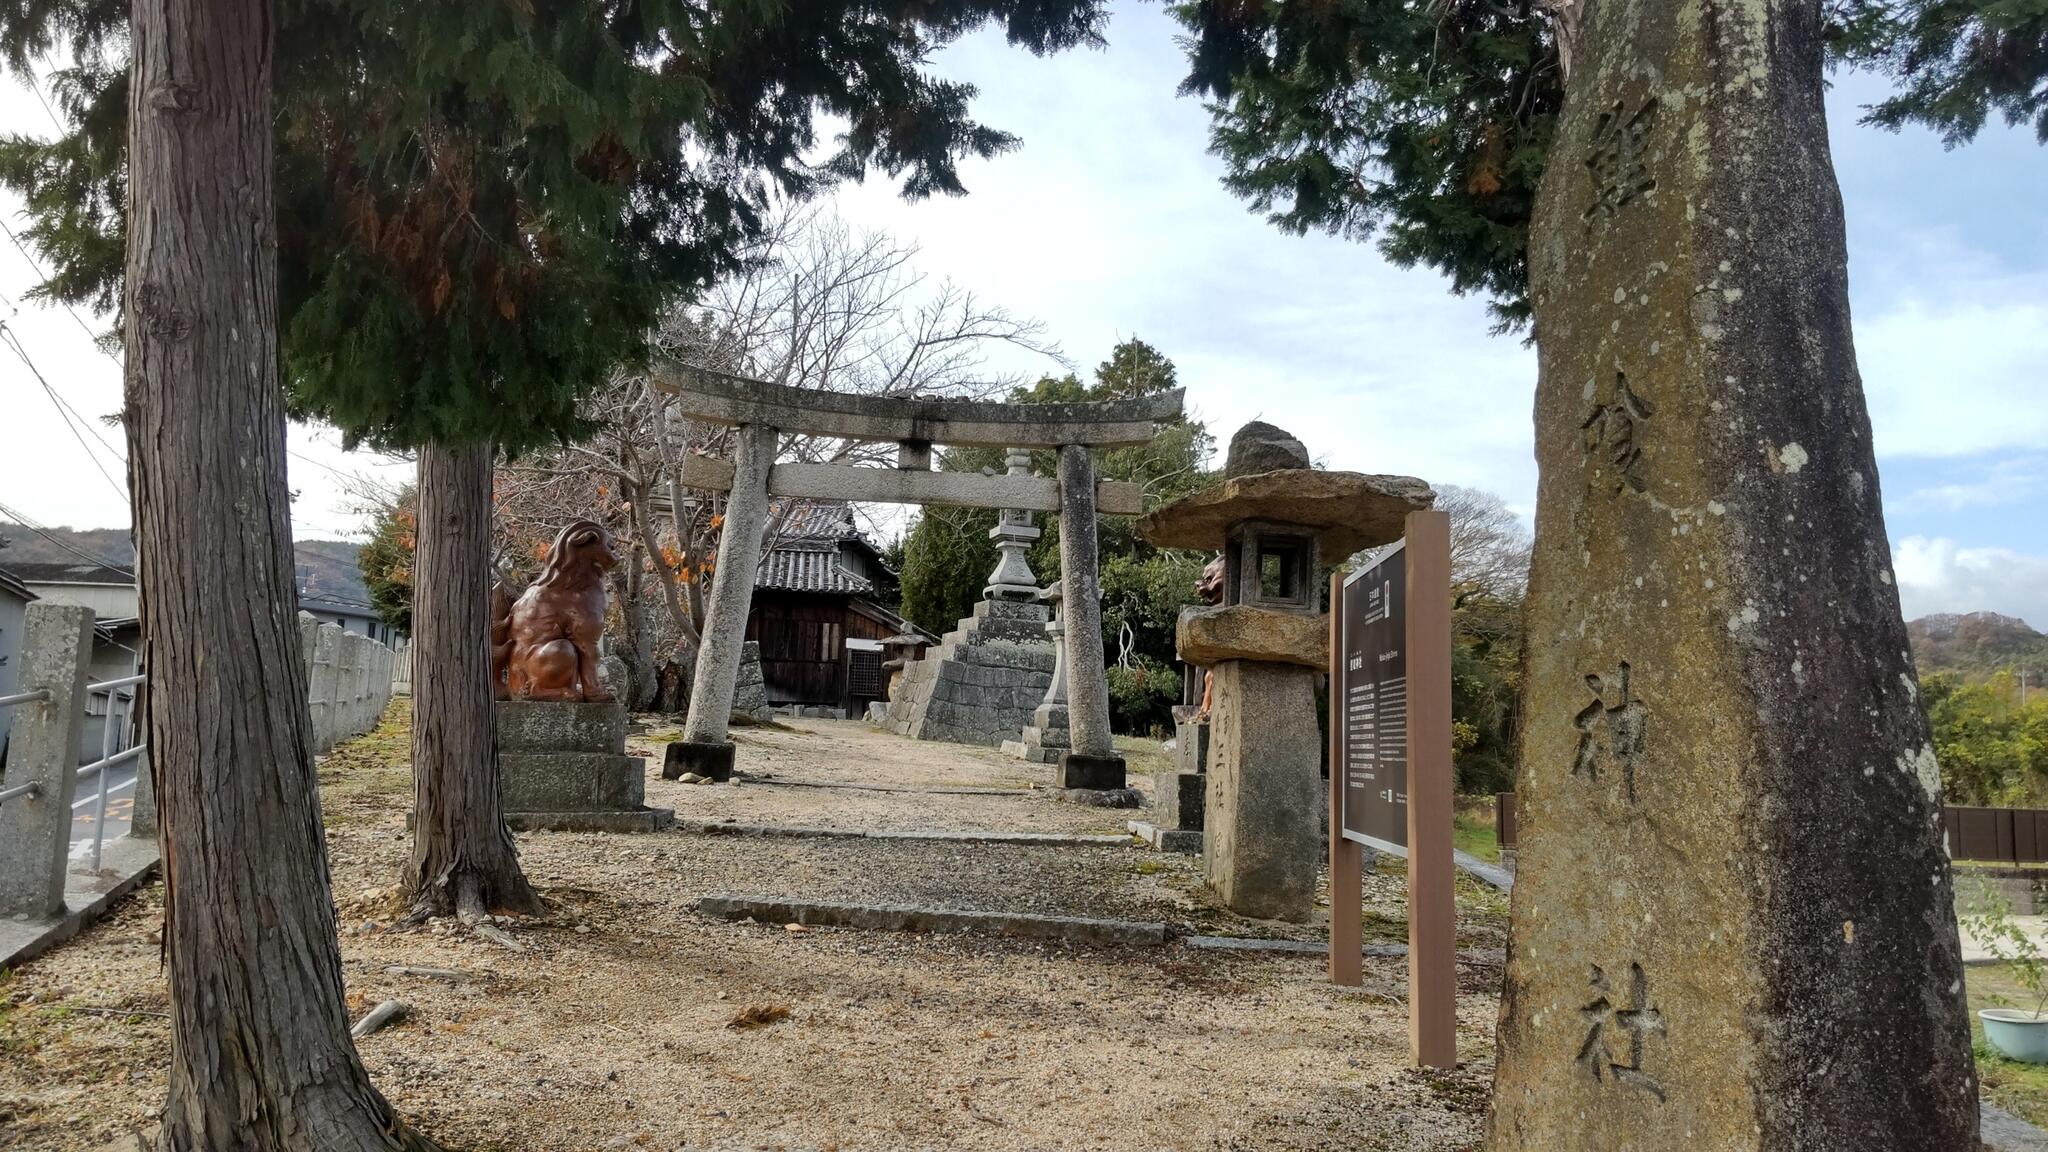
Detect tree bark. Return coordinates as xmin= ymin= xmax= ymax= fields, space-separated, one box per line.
xmin=610 ymin=540 xmax=660 ymax=710
xmin=125 ymin=0 xmax=439 ymax=1147
xmin=405 ymin=440 xmax=541 ymax=920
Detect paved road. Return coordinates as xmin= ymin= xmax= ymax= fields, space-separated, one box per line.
xmin=69 ymin=760 xmax=136 ymax=862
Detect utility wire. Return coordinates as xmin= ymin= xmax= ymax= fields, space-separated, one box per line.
xmin=1 ymin=324 xmax=128 ymax=505
xmin=0 ymin=218 xmax=122 ymax=366
xmin=0 ymin=498 xmax=134 ymax=576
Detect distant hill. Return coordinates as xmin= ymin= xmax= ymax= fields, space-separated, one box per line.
xmin=0 ymin=521 xmax=370 ymax=610
xmin=1908 ymin=612 xmax=2048 ymax=679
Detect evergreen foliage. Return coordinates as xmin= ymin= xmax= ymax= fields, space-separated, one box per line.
xmin=0 ymin=0 xmax=1109 ymax=452
xmin=1832 ymin=0 xmax=2048 ymax=145
xmin=1170 ymin=0 xmax=2044 ymax=329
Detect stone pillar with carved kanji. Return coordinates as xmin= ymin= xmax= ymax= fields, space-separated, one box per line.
xmin=1487 ymin=4 xmax=1977 ymax=1148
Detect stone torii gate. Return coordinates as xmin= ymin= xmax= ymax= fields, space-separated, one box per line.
xmin=653 ymin=366 xmax=1183 ymax=789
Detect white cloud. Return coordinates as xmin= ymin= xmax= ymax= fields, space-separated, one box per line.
xmin=1893 ymin=536 xmax=2048 ymax=628
xmin=1858 ymin=276 xmax=2048 ymax=460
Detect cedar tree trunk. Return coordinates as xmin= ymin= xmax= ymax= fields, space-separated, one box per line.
xmin=404 ymin=439 xmax=541 ymax=919
xmin=125 ymin=0 xmax=439 ymax=1146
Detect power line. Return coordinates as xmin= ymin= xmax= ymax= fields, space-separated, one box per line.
xmin=0 ymin=322 xmax=129 ymax=505
xmin=0 ymin=323 xmax=126 ymax=464
xmin=0 ymin=499 xmax=134 ymax=576
xmin=0 ymin=217 xmax=122 ymax=366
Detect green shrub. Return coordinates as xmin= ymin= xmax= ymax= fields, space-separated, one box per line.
xmin=1107 ymin=658 xmax=1181 ymax=738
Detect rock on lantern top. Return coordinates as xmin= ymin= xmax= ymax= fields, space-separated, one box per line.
xmin=1137 ymin=422 xmax=1434 ymax=556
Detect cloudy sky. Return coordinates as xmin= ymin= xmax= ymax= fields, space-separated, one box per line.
xmin=1 ymin=3 xmax=2042 ymax=625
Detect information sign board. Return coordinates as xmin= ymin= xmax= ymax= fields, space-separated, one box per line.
xmin=1340 ymin=543 xmax=1409 ymax=854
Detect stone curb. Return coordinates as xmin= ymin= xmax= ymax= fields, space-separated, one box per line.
xmin=1127 ymin=820 xmax=1201 ymax=854
xmin=673 ymin=821 xmax=1130 ymax=847
xmin=1182 ymin=935 xmax=1506 ymax=966
xmin=0 ymin=837 xmax=160 ymax=970
xmin=507 ymin=808 xmax=675 ymax=834
xmin=1452 ymin=850 xmax=1515 ymax=892
xmin=694 ymin=894 xmax=1169 ymax=947
xmin=1984 ymin=1100 xmax=2048 ymax=1151
xmin=741 ymin=776 xmax=1034 ymax=798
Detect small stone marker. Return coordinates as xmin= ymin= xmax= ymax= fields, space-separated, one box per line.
xmin=1489 ymin=5 xmax=1977 ymax=1148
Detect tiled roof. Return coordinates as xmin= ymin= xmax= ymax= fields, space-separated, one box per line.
xmin=752 ymin=500 xmax=890 ymax=595
xmin=775 ymin=501 xmax=865 ymax=541
xmin=7 ymin=560 xmax=135 ymax=585
xmin=757 ymin=543 xmax=875 ymax=595
xmin=0 ymin=565 xmax=35 ymax=602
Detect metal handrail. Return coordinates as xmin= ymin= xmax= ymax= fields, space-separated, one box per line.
xmin=85 ymin=674 xmax=146 ymax=693
xmin=77 ymin=743 xmax=148 ymax=779
xmin=0 ymin=688 xmax=53 ymax=807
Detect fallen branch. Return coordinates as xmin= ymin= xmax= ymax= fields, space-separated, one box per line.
xmin=475 ymin=922 xmax=525 ymax=952
xmin=350 ymin=999 xmax=411 ymax=1038
xmin=384 ymin=965 xmax=475 ymax=983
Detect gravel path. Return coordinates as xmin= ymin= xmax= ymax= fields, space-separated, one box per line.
xmin=1 ymin=703 xmax=1502 ymax=1151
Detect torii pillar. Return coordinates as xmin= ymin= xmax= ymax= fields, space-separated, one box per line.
xmin=668 ymin=423 xmax=777 ymax=782
xmin=1055 ymin=444 xmax=1122 ymax=790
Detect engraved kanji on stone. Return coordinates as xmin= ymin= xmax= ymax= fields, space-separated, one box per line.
xmin=1582 ymin=371 xmax=1655 ymax=494
xmin=1583 ymin=97 xmax=1659 ymax=226
xmin=1572 ymin=661 xmax=1648 ymax=802
xmin=1576 ymin=963 xmax=1666 ymax=1101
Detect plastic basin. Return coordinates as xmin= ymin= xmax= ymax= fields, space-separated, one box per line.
xmin=1981 ymin=1009 xmax=2048 ymax=1063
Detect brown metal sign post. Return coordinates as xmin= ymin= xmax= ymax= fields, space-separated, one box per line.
xmin=1329 ymin=508 xmax=1455 ymax=1069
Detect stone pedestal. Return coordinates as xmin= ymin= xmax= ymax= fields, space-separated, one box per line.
xmin=1002 ymin=593 xmax=1072 ymax=763
xmin=875 ymin=599 xmax=1054 ymax=747
xmin=499 ymin=701 xmax=672 ymax=832
xmin=1000 ymin=701 xmax=1070 ymax=764
xmin=1203 ymin=660 xmax=1320 ymax=921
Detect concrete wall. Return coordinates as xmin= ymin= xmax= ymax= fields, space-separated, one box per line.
xmin=21 ymin=582 xmax=139 ymax=619
xmin=298 ymin=612 xmax=398 ymax=754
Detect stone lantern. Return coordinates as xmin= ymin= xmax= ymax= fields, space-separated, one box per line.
xmin=1138 ymin=422 xmax=1432 ymax=921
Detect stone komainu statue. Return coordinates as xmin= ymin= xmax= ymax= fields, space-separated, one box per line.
xmin=492 ymin=519 xmax=618 ymax=703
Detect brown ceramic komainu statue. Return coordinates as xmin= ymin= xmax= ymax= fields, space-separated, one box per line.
xmin=492 ymin=519 xmax=619 ymax=703
xmin=1193 ymin=554 xmax=1226 ymax=720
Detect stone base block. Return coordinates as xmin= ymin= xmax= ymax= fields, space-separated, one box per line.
xmin=1057 ymin=752 xmax=1126 ymax=791
xmin=507 ymin=808 xmax=675 ymax=834
xmin=1155 ymin=770 xmax=1206 ymax=832
xmin=498 ymin=700 xmax=626 ymax=754
xmin=1056 ymin=787 xmax=1143 ymax=809
xmin=500 ymin=752 xmax=646 ymax=812
xmin=664 ymin=740 xmax=735 ymax=782
xmin=1128 ymin=820 xmax=1202 ymax=853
